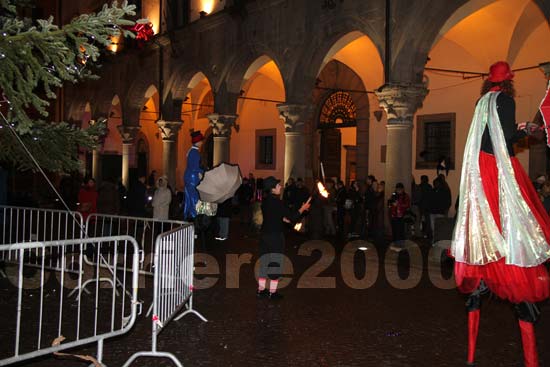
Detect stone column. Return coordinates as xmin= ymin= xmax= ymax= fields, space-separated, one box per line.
xmin=207 ymin=114 xmax=237 ymax=166
xmin=540 ymin=62 xmax=550 ymax=79
xmin=375 ymin=83 xmax=428 ymax=200
xmin=117 ymin=125 xmax=140 ymax=189
xmin=277 ymin=104 xmax=312 ymax=184
xmin=89 ymin=118 xmax=104 ymax=183
xmin=92 ymin=148 xmax=101 ymax=182
xmin=157 ymin=120 xmax=182 ymax=189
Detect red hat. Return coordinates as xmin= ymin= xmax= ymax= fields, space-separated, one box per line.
xmin=191 ymin=130 xmax=204 ymax=144
xmin=488 ymin=61 xmax=514 ymax=83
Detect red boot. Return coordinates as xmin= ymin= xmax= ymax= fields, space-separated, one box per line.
xmin=518 ymin=320 xmax=539 ymax=367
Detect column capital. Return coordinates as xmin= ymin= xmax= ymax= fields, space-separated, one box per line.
xmin=207 ymin=113 xmax=238 ymax=137
xmin=539 ymin=62 xmax=550 ymax=79
xmin=156 ymin=120 xmax=182 ymax=142
xmin=117 ymin=125 xmax=141 ymax=144
xmin=375 ymin=83 xmax=428 ymax=125
xmin=277 ymin=104 xmax=313 ymax=133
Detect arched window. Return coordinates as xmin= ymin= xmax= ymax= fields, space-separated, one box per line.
xmin=319 ymin=91 xmax=357 ymax=128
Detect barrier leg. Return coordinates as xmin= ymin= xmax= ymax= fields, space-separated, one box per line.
xmin=122 ymin=352 xmax=184 ymax=367
xmin=174 ymin=295 xmax=207 ymax=322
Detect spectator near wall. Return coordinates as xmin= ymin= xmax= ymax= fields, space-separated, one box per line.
xmin=389 ymin=182 xmax=410 ymax=245
xmin=427 ymin=176 xmax=452 ymax=241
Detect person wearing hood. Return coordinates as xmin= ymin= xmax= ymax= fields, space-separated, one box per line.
xmin=152 ymin=175 xmax=172 ymax=220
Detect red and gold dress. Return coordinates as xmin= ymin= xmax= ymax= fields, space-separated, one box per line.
xmin=452 ymin=91 xmax=550 ymax=304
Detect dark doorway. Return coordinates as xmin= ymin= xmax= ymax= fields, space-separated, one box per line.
xmin=101 ymin=154 xmax=122 ymax=182
xmin=320 ymin=129 xmax=341 ymax=179
xmin=137 ymin=138 xmax=148 ymax=178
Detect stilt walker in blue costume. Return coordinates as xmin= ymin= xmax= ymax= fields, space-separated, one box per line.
xmin=183 ymin=131 xmax=205 ymax=220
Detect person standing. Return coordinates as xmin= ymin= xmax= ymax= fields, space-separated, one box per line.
xmin=427 ymin=176 xmax=451 ymax=241
xmin=78 ymin=177 xmax=98 ymax=221
xmin=389 ymin=182 xmax=410 ymax=246
xmin=372 ymin=181 xmax=385 ymax=245
xmin=97 ymin=176 xmax=120 ymax=215
xmin=451 ymin=61 xmax=550 ymax=367
xmin=257 ymin=176 xmax=310 ymax=300
xmin=183 ymin=131 xmax=205 ymax=220
xmin=215 ymin=197 xmax=233 ymax=241
xmin=236 ymin=177 xmax=254 ymax=227
xmin=147 ymin=170 xmax=157 ymax=188
xmin=127 ymin=175 xmax=147 ymax=217
xmin=152 ymin=176 xmax=172 ymax=220
xmin=335 ymin=180 xmax=347 ymax=238
xmin=417 ymin=175 xmax=433 ymax=238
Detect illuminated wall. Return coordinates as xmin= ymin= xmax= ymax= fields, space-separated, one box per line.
xmin=142 ymin=0 xmax=160 ymax=34
xmin=419 ymin=0 xmax=550 ymax=215
xmin=189 ymin=0 xmax=225 ymax=22
xmin=233 ymin=61 xmax=286 ymax=181
xmin=138 ymin=95 xmax=163 ymax=180
xmin=233 ymin=78 xmax=285 ymax=180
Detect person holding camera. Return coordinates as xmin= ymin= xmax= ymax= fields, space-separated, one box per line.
xmin=389 ymin=182 xmax=410 ymax=245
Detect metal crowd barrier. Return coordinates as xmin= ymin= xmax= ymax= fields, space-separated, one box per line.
xmin=0 ymin=236 xmax=140 ymax=366
xmin=0 ymin=206 xmax=84 ymax=275
xmin=123 ymin=224 xmax=207 ymax=367
xmin=85 ymin=213 xmax=187 ymax=275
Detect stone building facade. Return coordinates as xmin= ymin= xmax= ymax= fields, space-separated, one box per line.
xmin=62 ymin=0 xmax=550 ymax=212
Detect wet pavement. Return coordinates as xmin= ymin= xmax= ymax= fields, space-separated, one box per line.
xmin=3 ymin=220 xmax=550 ymax=366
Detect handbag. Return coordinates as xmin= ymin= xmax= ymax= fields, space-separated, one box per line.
xmin=195 ymin=200 xmax=218 ymax=216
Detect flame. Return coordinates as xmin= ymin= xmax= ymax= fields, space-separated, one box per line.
xmin=294 ymin=222 xmax=303 ymax=232
xmin=202 ymin=0 xmax=215 ymax=14
xmin=317 ymin=182 xmax=329 ymax=198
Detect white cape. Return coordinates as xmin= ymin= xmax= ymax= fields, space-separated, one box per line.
xmin=451 ymin=91 xmax=550 ymax=267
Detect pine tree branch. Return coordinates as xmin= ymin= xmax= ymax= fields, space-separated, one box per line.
xmin=0 ymin=1 xmax=140 ymax=173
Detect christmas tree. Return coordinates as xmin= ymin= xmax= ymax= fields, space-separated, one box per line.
xmin=0 ymin=0 xmax=138 ymax=172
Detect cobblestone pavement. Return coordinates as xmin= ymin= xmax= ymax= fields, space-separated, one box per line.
xmin=3 ymin=221 xmax=550 ymax=366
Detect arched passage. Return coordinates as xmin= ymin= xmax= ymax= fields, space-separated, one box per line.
xmin=420 ymin=0 xmax=550 ymax=216
xmin=133 ymin=85 xmax=161 ymax=186
xmin=233 ymin=57 xmax=286 ymax=180
xmin=313 ymin=32 xmax=384 ymax=183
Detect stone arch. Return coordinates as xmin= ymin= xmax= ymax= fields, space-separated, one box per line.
xmin=163 ymin=63 xmax=217 ymax=121
xmin=177 ymin=71 xmax=214 ymax=125
xmin=217 ymin=47 xmax=286 ymax=114
xmin=387 ymin=1 xmax=467 ymax=83
xmin=432 ymin=0 xmax=550 ymax=66
xmin=289 ymin=17 xmax=384 ymax=101
xmin=102 ymin=95 xmax=124 ymax=154
xmin=313 ymin=60 xmax=371 ymax=182
xmin=122 ymin=70 xmax=159 ymax=126
xmin=238 ymin=55 xmax=286 ymax=101
xmin=66 ymin=98 xmax=89 ymax=123
xmin=91 ymin=91 xmax=123 ymax=120
xmin=228 ymin=54 xmax=286 ymax=178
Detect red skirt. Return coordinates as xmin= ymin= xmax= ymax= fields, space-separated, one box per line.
xmin=454 ymin=151 xmax=550 ymax=303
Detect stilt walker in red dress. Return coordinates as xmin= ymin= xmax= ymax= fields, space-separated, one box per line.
xmin=451 ymin=61 xmax=550 ymax=367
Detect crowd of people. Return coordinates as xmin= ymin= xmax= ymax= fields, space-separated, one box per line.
xmin=51 ymin=171 xmax=181 ymax=223
xmin=231 ymin=171 xmax=454 ymax=245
